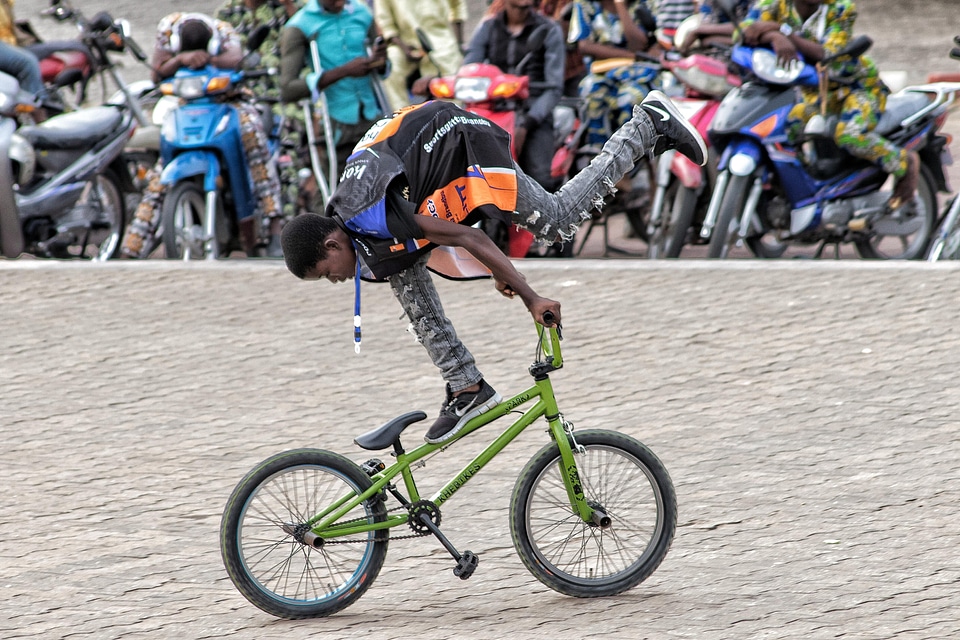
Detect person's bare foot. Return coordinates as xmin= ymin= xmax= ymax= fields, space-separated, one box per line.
xmin=890 ymin=150 xmax=920 ymax=209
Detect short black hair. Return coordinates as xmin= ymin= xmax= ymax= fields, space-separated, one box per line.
xmin=180 ymin=19 xmax=213 ymax=52
xmin=281 ymin=213 xmax=340 ymax=278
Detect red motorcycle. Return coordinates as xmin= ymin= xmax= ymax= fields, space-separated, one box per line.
xmin=645 ymin=48 xmax=741 ymax=258
xmin=429 ymin=60 xmax=572 ymax=258
xmin=23 ymin=0 xmax=153 ymax=120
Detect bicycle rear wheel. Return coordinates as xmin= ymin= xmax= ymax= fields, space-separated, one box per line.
xmin=510 ymin=430 xmax=676 ymax=597
xmin=220 ymin=449 xmax=388 ymax=618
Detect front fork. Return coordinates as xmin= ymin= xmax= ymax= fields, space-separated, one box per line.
xmin=540 ymin=379 xmax=603 ymax=526
xmin=204 ymin=190 xmax=219 ymax=260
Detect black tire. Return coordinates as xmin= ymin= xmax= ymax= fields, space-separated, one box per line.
xmin=71 ymin=170 xmax=126 ymax=261
xmin=855 ymin=166 xmax=937 ymax=259
xmin=160 ymin=181 xmax=226 ymax=259
xmin=707 ymin=172 xmax=751 ymax=259
xmin=510 ymin=430 xmax=677 ymax=597
xmin=220 ymin=449 xmax=389 ymax=619
xmin=926 ymin=196 xmax=960 ymax=261
xmin=649 ymin=180 xmax=698 ymax=259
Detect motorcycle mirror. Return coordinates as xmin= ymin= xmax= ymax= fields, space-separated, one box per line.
xmin=116 ymin=18 xmax=132 ymax=39
xmin=823 ymin=35 xmax=872 ymax=63
xmin=416 ymin=28 xmax=434 ymax=55
xmin=245 ymin=25 xmax=271 ymax=54
xmin=516 ymin=25 xmax=549 ymax=75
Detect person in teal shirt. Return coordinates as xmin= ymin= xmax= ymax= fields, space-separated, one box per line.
xmin=279 ymin=0 xmax=388 ymax=176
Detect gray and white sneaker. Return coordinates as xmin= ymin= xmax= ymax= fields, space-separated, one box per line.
xmin=424 ymin=380 xmax=501 ymax=444
xmin=639 ymin=90 xmax=708 ymax=167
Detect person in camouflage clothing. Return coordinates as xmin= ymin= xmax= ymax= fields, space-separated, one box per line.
xmin=218 ymin=0 xmax=309 ymax=221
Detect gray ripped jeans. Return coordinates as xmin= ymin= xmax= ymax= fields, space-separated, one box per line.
xmin=389 ymin=107 xmax=657 ymax=392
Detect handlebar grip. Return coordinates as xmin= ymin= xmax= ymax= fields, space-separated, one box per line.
xmin=542 ymin=311 xmax=556 ymax=326
xmin=127 ymin=38 xmax=149 ymax=63
xmin=951 ymin=47 xmax=960 ymax=61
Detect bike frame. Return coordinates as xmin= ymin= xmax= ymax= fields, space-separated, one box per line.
xmin=301 ymin=324 xmax=597 ymax=542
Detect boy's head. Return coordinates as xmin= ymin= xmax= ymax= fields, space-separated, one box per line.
xmin=281 ymin=213 xmax=357 ymax=282
xmin=180 ymin=19 xmax=214 ymax=52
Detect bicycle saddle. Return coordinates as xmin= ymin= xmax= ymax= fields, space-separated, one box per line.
xmin=354 ymin=410 xmax=427 ymax=450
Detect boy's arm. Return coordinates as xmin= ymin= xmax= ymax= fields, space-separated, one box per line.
xmin=416 ymin=215 xmax=562 ymax=325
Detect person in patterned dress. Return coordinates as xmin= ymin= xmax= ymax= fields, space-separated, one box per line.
xmin=740 ymin=0 xmax=920 ymax=207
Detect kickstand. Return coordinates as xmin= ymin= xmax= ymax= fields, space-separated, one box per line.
xmin=417 ymin=512 xmax=479 ymax=580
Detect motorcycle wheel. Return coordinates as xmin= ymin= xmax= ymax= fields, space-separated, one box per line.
xmin=161 ymin=182 xmax=225 ymax=260
xmin=855 ymin=167 xmax=937 ymax=260
xmin=707 ymin=172 xmax=750 ymax=259
xmin=72 ymin=170 xmax=126 ymax=261
xmin=926 ymin=196 xmax=960 ymax=261
xmin=649 ymin=180 xmax=697 ymax=259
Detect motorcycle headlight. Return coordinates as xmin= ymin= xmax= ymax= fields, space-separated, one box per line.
xmin=172 ymin=76 xmax=209 ymax=99
xmin=751 ymin=49 xmax=804 ymax=84
xmin=454 ymin=77 xmax=491 ymax=103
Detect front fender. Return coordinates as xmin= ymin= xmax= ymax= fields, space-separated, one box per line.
xmin=160 ymin=151 xmax=221 ymax=192
xmin=671 ymin=153 xmax=705 ymax=189
xmin=718 ymin=139 xmax=762 ymax=176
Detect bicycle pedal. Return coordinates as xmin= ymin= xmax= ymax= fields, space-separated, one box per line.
xmin=453 ymin=551 xmax=479 ymax=580
xmin=361 ymin=458 xmax=385 ymax=476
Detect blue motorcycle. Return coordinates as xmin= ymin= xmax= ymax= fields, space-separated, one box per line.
xmin=702 ymin=36 xmax=952 ymax=259
xmin=156 ymin=32 xmax=278 ymax=259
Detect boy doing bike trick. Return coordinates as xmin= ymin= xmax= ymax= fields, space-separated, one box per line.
xmin=281 ymin=93 xmax=705 ymax=444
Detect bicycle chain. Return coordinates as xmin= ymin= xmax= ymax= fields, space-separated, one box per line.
xmin=302 ymin=501 xmax=430 ymax=545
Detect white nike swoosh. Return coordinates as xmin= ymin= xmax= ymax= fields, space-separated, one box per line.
xmin=453 ymin=398 xmax=478 ymax=418
xmin=646 ymin=105 xmax=671 ymax=122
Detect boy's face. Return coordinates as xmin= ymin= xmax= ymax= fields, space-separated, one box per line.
xmin=303 ymin=233 xmax=356 ymax=283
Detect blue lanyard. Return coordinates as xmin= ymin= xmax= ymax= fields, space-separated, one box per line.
xmin=353 ymin=258 xmax=362 ymax=354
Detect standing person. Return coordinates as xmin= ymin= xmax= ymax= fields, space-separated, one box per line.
xmin=740 ymin=0 xmax=920 ymax=208
xmin=121 ymin=13 xmax=285 ymax=258
xmin=567 ymin=0 xmax=660 ymax=144
xmin=218 ymin=0 xmax=304 ymax=218
xmin=375 ymin=0 xmax=466 ymax=110
xmin=462 ymin=0 xmax=566 ymax=189
xmin=279 ymin=0 xmax=387 ymax=180
xmin=279 ymin=93 xmax=706 ymax=444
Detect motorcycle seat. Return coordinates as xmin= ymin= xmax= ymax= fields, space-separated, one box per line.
xmin=874 ymin=92 xmax=931 ymax=136
xmin=27 ymin=41 xmax=94 ymax=63
xmin=18 ymin=106 xmax=124 ymax=150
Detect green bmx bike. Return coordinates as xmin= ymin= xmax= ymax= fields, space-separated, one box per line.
xmin=220 ymin=314 xmax=677 ymax=618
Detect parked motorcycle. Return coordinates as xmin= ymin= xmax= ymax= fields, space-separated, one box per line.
xmin=429 ymin=25 xmax=572 ymax=258
xmin=27 ymin=0 xmax=155 ymax=122
xmin=703 ymin=36 xmax=950 ymax=259
xmin=0 ymin=71 xmax=137 ymax=260
xmin=646 ymin=44 xmax=740 ymax=258
xmin=155 ymin=32 xmax=281 ymax=259
xmin=925 ymin=38 xmax=960 ymax=262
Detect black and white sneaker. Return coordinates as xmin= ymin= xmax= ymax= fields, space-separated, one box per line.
xmin=424 ymin=380 xmax=502 ymax=445
xmin=639 ymin=90 xmax=708 ymax=167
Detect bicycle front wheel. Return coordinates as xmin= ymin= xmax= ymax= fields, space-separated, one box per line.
xmin=510 ymin=430 xmax=676 ymax=597
xmin=220 ymin=449 xmax=388 ymax=619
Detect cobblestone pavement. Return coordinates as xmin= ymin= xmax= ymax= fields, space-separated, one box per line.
xmin=2 ymin=260 xmax=959 ymax=639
